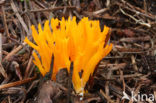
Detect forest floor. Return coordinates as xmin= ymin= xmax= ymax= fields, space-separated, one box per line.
xmin=0 ymin=0 xmax=156 ymax=103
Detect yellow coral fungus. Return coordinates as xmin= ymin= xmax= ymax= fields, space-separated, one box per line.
xmin=24 ymin=17 xmax=113 ymax=94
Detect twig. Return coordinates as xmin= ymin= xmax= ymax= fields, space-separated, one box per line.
xmin=93 ymin=8 xmax=108 ymax=15
xmin=25 ymin=6 xmax=77 ymax=13
xmin=0 ymin=33 xmax=7 ymax=78
xmin=131 ymin=55 xmax=138 ymax=71
xmin=0 ymin=33 xmax=2 ymax=62
xmin=106 ymin=0 xmax=110 ymax=7
xmin=119 ymin=36 xmax=151 ymax=43
xmin=120 ymin=8 xmax=151 ymax=28
xmin=26 ymin=80 xmax=39 ymax=93
xmin=1 ymin=6 xmax=10 ymax=38
xmin=72 ymin=0 xmax=80 ymax=8
xmin=0 ymin=59 xmax=8 ymax=79
xmin=100 ymin=90 xmax=115 ymax=103
xmin=0 ymin=0 xmax=5 ymax=5
xmin=24 ymin=54 xmax=33 ymax=79
xmin=0 ymin=75 xmax=36 ymax=90
xmin=110 ymin=63 xmax=127 ymax=71
xmin=3 ymin=43 xmax=26 ymax=61
xmin=12 ymin=61 xmax=22 ymax=80
xmin=105 ymin=68 xmax=112 ymax=98
xmin=112 ymin=73 xmax=143 ymax=78
xmin=84 ymin=97 xmax=101 ymax=103
xmin=10 ymin=0 xmax=30 ymax=36
xmin=117 ymin=2 xmax=155 ymax=21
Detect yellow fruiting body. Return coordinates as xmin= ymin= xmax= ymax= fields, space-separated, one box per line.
xmin=24 ymin=17 xmax=113 ymax=94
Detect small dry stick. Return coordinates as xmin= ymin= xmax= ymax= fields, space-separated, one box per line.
xmin=100 ymin=89 xmax=115 ymax=103
xmin=24 ymin=54 xmax=33 ymax=79
xmin=1 ymin=6 xmax=10 ymax=38
xmin=0 ymin=33 xmax=2 ymax=62
xmin=0 ymin=75 xmax=36 ymax=90
xmin=0 ymin=0 xmax=5 ymax=5
xmin=154 ymin=91 xmax=156 ymax=101
xmin=120 ymin=8 xmax=151 ymax=28
xmin=131 ymin=55 xmax=138 ymax=71
xmin=3 ymin=42 xmax=26 ymax=61
xmin=93 ymin=8 xmax=108 ymax=15
xmin=10 ymin=0 xmax=30 ymax=35
xmin=12 ymin=61 xmax=22 ymax=80
xmin=27 ymin=6 xmax=77 ymax=13
xmin=0 ymin=33 xmax=7 ymax=78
